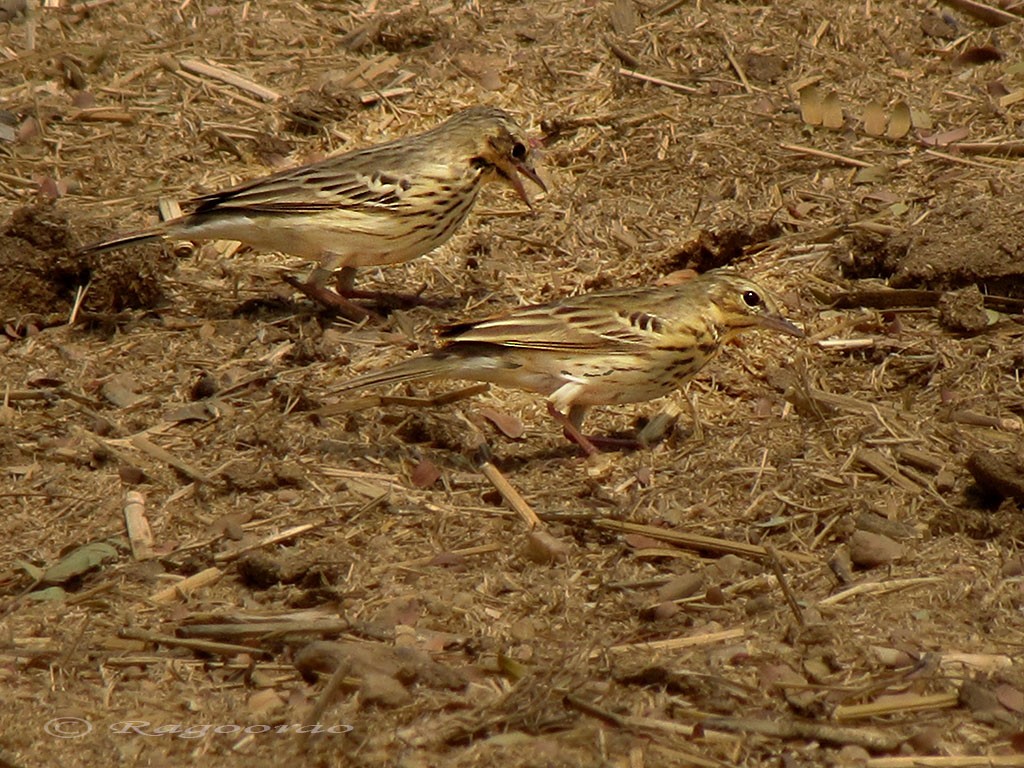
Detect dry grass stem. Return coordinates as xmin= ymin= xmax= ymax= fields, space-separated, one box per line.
xmin=149 ymin=566 xmax=223 ymax=604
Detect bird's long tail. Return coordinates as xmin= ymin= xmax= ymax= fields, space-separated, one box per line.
xmin=76 ymin=226 xmax=168 ymax=256
xmin=330 ymin=354 xmax=450 ymax=395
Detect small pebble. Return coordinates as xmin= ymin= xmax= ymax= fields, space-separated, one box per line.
xmin=656 ymin=572 xmax=703 ymax=602
xmin=522 ymin=530 xmax=570 ymax=564
xmin=848 ymin=530 xmax=903 ymax=568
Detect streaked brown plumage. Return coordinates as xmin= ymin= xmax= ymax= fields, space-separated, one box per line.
xmin=330 ymin=270 xmax=804 ymax=453
xmin=77 ymin=106 xmax=545 ymax=319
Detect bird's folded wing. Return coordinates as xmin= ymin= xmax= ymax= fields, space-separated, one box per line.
xmin=443 ymin=300 xmax=669 ymax=352
xmin=190 ymin=164 xmax=414 ymax=214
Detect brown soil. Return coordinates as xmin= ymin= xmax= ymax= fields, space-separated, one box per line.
xmin=2 ymin=2 xmax=1024 ymax=767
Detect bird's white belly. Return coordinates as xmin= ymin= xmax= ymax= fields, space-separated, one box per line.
xmin=176 ymin=213 xmax=417 ymax=264
xmin=176 ymin=182 xmax=480 ymax=270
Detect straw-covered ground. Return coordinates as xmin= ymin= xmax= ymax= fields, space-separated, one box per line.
xmin=2 ymin=1 xmax=1024 ymax=766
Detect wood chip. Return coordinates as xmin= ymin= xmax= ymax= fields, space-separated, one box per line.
xmin=476 ymin=448 xmax=542 ymax=530
xmin=937 ymin=0 xmax=1020 ymax=26
xmin=123 ymin=490 xmax=154 ymax=560
xmin=853 ymin=448 xmax=923 ymax=493
xmin=178 ymin=57 xmax=281 ymax=102
xmin=149 ymin=566 xmax=223 ymax=604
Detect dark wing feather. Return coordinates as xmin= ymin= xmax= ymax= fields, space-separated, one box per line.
xmin=190 ymin=145 xmax=418 ymax=215
xmin=441 ymin=287 xmax=683 ymax=353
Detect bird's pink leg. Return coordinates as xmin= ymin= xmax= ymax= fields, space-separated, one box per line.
xmin=281 ymin=272 xmax=379 ymax=322
xmin=546 ymin=403 xmax=648 ymax=454
xmin=546 ymin=402 xmax=600 ymax=456
xmin=332 ymin=266 xmax=452 ymax=311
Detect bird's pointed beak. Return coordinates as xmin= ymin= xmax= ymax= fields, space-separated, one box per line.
xmin=759 ymin=313 xmax=805 ymax=338
xmin=494 ymin=153 xmax=547 ymax=210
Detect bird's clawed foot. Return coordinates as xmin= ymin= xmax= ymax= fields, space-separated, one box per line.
xmin=337 ymin=286 xmax=455 ymax=312
xmin=281 ymin=274 xmax=381 ymax=323
xmin=329 ymin=266 xmax=457 ymax=312
xmin=282 ymin=266 xmax=457 ymax=320
xmin=545 ymin=403 xmax=647 ymax=457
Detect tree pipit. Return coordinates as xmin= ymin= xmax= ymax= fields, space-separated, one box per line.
xmin=329 ymin=269 xmax=803 ymax=454
xmin=78 ymin=106 xmax=545 ymax=321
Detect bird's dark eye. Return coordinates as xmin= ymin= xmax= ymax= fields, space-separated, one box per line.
xmin=742 ymin=290 xmax=761 ymax=308
xmin=511 ymin=141 xmax=527 ymax=160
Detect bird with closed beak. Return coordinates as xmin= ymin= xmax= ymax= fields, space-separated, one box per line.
xmin=328 ymin=269 xmax=803 ymax=454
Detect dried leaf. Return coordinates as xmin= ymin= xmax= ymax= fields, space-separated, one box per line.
xmin=955 ymin=45 xmax=1002 ymax=66
xmin=799 ymin=84 xmax=823 ymax=126
xmin=345 ymin=478 xmax=391 ymax=499
xmin=163 ymin=402 xmax=216 ymax=423
xmin=920 ymin=126 xmax=970 ymax=146
xmin=635 ymin=466 xmax=652 ymax=486
xmin=427 ymin=551 xmax=466 ymax=567
xmin=910 ymin=107 xmax=933 ymax=130
xmin=822 ymin=91 xmax=844 ymax=130
xmin=455 ymin=54 xmax=505 ymax=91
xmin=477 ymin=69 xmax=503 ymax=91
xmin=18 ymin=116 xmax=39 ymax=141
xmin=417 ymin=629 xmax=455 ymax=653
xmin=790 ymin=201 xmax=817 ymax=218
xmin=997 ymin=684 xmax=1024 ymax=713
xmin=656 ymin=269 xmax=699 ymax=286
xmin=16 ymin=559 xmax=44 ymax=581
xmin=410 ymin=458 xmax=441 ymax=488
xmin=101 ymin=373 xmax=143 ymax=408
xmin=920 ymin=11 xmax=957 ymax=39
xmin=887 ymin=100 xmax=912 ymax=139
xmin=37 ymin=176 xmax=61 ymax=200
xmin=609 ymin=0 xmax=637 ymax=35
xmin=248 ymin=689 xmax=285 ymax=717
xmin=477 ymin=407 xmax=525 ymax=439
xmin=26 ymin=586 xmax=68 ymax=602
xmin=383 ymin=596 xmax=421 ymax=627
xmin=207 ymin=511 xmax=252 ymax=539
xmin=497 ymin=653 xmax=530 ymax=681
xmin=852 ymin=165 xmax=889 ymax=184
xmin=960 ymin=679 xmax=1001 ymax=714
xmin=71 ymin=91 xmax=96 ymax=108
xmin=622 ymin=533 xmax=665 ymax=550
xmin=0 ymin=0 xmax=27 ymax=22
xmin=988 ymin=80 xmax=1011 ymax=98
xmin=637 ymin=406 xmax=679 ymax=446
xmin=861 ymin=189 xmax=899 ymax=205
xmin=870 ymin=645 xmax=916 ymax=667
xmin=759 ymin=662 xmax=807 ymax=689
xmin=862 ymin=101 xmax=887 ymax=136
xmin=42 ymin=541 xmax=118 ymax=585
